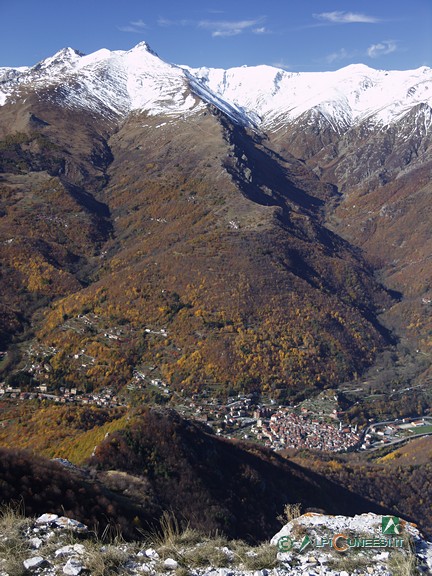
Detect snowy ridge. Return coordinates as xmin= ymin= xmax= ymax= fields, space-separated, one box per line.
xmin=0 ymin=43 xmax=205 ymax=119
xmin=187 ymin=63 xmax=432 ymax=130
xmin=183 ymin=68 xmax=259 ymax=127
xmin=1 ymin=42 xmax=432 ymax=131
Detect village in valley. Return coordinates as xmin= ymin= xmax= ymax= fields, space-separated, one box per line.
xmin=2 ymin=348 xmax=432 ymax=454
xmin=0 ymin=366 xmax=364 ymax=452
xmin=1 ymin=312 xmax=432 ymax=454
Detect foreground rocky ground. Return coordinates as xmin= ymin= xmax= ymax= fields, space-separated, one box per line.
xmin=0 ymin=509 xmax=431 ymax=576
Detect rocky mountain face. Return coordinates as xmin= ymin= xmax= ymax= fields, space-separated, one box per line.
xmin=0 ymin=43 xmax=431 ymax=400
xmin=187 ymin=59 xmax=432 ymax=372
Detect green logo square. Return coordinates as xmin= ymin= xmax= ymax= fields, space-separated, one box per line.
xmin=382 ymin=516 xmax=402 ymax=535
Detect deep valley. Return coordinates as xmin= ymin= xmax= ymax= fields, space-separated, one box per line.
xmin=0 ymin=43 xmax=431 ymax=543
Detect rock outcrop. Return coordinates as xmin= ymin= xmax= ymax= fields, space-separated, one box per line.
xmin=272 ymin=512 xmax=432 ymax=575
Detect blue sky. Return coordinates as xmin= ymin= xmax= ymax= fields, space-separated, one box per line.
xmin=1 ymin=0 xmax=431 ymax=71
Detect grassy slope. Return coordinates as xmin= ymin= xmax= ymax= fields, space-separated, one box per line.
xmin=0 ymin=402 xmax=127 ymax=462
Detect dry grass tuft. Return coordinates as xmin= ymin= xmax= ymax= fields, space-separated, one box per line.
xmin=233 ymin=542 xmax=278 ymax=570
xmin=0 ymin=502 xmax=31 ymax=576
xmin=277 ymin=502 xmax=302 ymax=524
xmin=83 ymin=540 xmax=130 ymax=576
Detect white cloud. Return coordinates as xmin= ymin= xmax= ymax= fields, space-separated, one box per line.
xmin=367 ymin=40 xmax=397 ymax=58
xmin=119 ymin=20 xmax=147 ymax=33
xmin=198 ymin=18 xmax=265 ymax=37
xmin=157 ymin=17 xmax=192 ymax=27
xmin=156 ymin=15 xmax=267 ymax=37
xmin=212 ymin=28 xmax=242 ymax=38
xmin=314 ymin=11 xmax=380 ymax=24
xmin=325 ymin=48 xmax=352 ymax=64
xmin=130 ymin=20 xmax=147 ymax=29
xmin=252 ymin=27 xmax=270 ymax=35
xmin=272 ymin=60 xmax=293 ymax=71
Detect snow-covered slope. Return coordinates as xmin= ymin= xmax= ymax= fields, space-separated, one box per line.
xmin=0 ymin=43 xmax=203 ymax=118
xmin=0 ymin=42 xmax=254 ymax=125
xmin=0 ymin=42 xmax=197 ymax=115
xmin=1 ymin=42 xmax=431 ymax=132
xmin=187 ymin=63 xmax=432 ymax=131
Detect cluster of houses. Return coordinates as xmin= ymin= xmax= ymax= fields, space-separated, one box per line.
xmin=0 ymin=384 xmax=124 ymax=408
xmin=361 ymin=417 xmax=431 ymax=449
xmin=253 ymin=408 xmax=360 ymax=452
xmin=177 ymin=394 xmax=363 ymax=453
xmin=185 ymin=395 xmax=259 ymax=428
xmin=128 ymin=373 xmax=171 ymax=396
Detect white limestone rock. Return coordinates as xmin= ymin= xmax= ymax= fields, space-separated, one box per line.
xmin=272 ymin=512 xmax=432 ymax=576
xmin=217 ymin=569 xmax=233 ymax=576
xmin=35 ymin=513 xmax=58 ymax=525
xmin=55 ymin=543 xmax=86 ymax=557
xmin=63 ymin=557 xmax=84 ymax=575
xmin=23 ymin=556 xmax=45 ymax=570
xmin=28 ymin=537 xmax=43 ymax=549
xmin=220 ymin=546 xmax=234 ymax=560
xmin=163 ymin=558 xmax=178 ymax=569
xmin=144 ymin=548 xmax=159 ymax=559
xmin=54 ymin=516 xmax=88 ymax=532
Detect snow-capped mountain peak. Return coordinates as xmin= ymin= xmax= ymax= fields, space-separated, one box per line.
xmin=0 ymin=42 xmax=431 ymax=132
xmin=128 ymin=41 xmax=159 ymax=56
xmin=37 ymin=47 xmax=84 ymax=66
xmin=0 ymin=43 xmax=202 ymax=118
